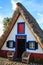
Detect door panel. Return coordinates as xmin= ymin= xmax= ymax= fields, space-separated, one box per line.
xmin=16 ymin=36 xmax=26 ymax=58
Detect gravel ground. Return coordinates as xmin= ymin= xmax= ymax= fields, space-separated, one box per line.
xmin=0 ymin=57 xmax=29 ymax=65
xmin=0 ymin=57 xmax=42 ymax=65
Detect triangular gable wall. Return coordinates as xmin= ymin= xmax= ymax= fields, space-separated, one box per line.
xmin=1 ymin=15 xmax=37 ymax=50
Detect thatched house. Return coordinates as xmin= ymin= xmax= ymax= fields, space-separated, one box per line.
xmin=0 ymin=2 xmax=43 ymax=61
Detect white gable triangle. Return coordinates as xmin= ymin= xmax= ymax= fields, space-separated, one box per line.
xmin=2 ymin=15 xmax=37 ymax=50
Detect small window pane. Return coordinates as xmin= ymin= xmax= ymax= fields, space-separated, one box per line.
xmin=29 ymin=42 xmax=35 ymax=49
xmin=9 ymin=42 xmax=13 ymax=47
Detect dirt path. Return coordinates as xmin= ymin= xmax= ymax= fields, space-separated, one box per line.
xmin=0 ymin=57 xmax=29 ymax=65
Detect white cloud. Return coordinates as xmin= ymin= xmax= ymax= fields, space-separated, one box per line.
xmin=37 ymin=13 xmax=43 ymax=24
xmin=37 ymin=17 xmax=43 ymax=24
xmin=0 ymin=6 xmax=2 ymax=9
xmin=25 ymin=0 xmax=43 ymax=12
xmin=11 ymin=0 xmax=43 ymax=12
xmin=0 ymin=16 xmax=4 ymax=22
xmin=37 ymin=13 xmax=43 ymax=17
xmin=0 ymin=24 xmax=3 ymax=36
xmin=0 ymin=16 xmax=4 ymax=36
xmin=11 ymin=0 xmax=16 ymax=10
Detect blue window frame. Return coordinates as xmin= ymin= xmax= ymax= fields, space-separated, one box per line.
xmin=7 ymin=40 xmax=15 ymax=48
xmin=17 ymin=22 xmax=25 ymax=34
xmin=26 ymin=41 xmax=38 ymax=50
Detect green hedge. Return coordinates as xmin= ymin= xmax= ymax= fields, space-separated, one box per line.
xmin=30 ymin=57 xmax=43 ymax=64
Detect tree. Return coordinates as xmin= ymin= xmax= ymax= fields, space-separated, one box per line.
xmin=3 ymin=17 xmax=11 ymax=31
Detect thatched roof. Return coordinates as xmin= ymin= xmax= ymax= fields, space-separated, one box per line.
xmin=0 ymin=2 xmax=43 ymax=49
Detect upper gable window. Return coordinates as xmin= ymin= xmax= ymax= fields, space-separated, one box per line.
xmin=17 ymin=22 xmax=25 ymax=34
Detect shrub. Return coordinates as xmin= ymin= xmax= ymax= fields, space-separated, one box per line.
xmin=37 ymin=58 xmax=43 ymax=64
xmin=30 ymin=57 xmax=43 ymax=64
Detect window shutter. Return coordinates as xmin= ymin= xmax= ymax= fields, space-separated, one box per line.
xmin=26 ymin=42 xmax=29 ymax=49
xmin=28 ymin=42 xmax=29 ymax=49
xmin=35 ymin=42 xmax=38 ymax=49
xmin=13 ymin=41 xmax=15 ymax=47
xmin=7 ymin=41 xmax=9 ymax=47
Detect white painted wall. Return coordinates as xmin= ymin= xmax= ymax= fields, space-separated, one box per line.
xmin=1 ymin=15 xmax=43 ymax=54
xmin=26 ymin=44 xmax=43 ymax=54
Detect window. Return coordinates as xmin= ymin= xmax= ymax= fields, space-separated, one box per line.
xmin=7 ymin=40 xmax=15 ymax=48
xmin=18 ymin=22 xmax=25 ymax=34
xmin=26 ymin=41 xmax=38 ymax=50
xmin=29 ymin=42 xmax=35 ymax=49
xmin=9 ymin=42 xmax=13 ymax=48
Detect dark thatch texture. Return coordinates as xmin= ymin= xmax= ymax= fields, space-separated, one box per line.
xmin=0 ymin=2 xmax=43 ymax=49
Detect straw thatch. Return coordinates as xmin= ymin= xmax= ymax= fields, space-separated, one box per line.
xmin=0 ymin=2 xmax=43 ymax=49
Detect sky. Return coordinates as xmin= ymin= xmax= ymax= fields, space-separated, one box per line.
xmin=0 ymin=0 xmax=43 ymax=36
